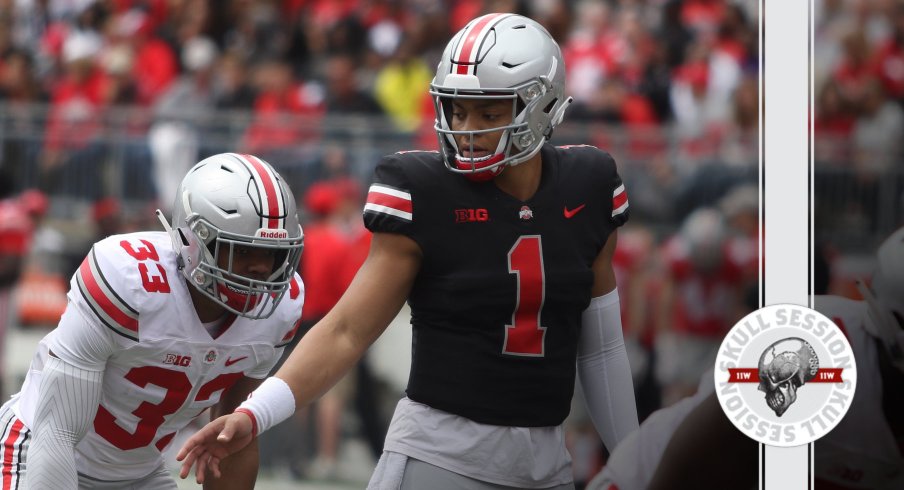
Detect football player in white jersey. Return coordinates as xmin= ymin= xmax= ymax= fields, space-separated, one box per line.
xmin=811 ymin=226 xmax=904 ymax=489
xmin=587 ymin=226 xmax=904 ymax=490
xmin=0 ymin=153 xmax=305 ymax=489
xmin=584 ymin=381 xmax=757 ymax=490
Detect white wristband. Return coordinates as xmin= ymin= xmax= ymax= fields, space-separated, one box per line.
xmin=236 ymin=377 xmax=296 ymax=436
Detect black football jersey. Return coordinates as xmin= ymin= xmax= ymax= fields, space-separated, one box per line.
xmin=363 ymin=143 xmax=629 ymax=427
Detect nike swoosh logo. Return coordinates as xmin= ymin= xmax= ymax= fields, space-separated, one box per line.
xmin=225 ymin=356 xmax=248 ymax=367
xmin=564 ymin=204 xmax=586 ymax=219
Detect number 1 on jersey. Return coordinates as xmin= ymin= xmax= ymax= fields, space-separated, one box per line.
xmin=504 ymin=236 xmax=546 ymax=356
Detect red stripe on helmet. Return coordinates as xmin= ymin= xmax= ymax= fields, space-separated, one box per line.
xmin=240 ymin=154 xmax=283 ymax=229
xmin=455 ymin=14 xmax=504 ymax=75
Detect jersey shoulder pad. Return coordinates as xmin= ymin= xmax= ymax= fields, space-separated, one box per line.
xmin=72 ymin=232 xmax=176 ymax=342
xmin=814 ymin=295 xmax=867 ymax=338
xmin=554 ymin=144 xmax=612 ymax=169
xmin=363 ymin=153 xmax=430 ymax=235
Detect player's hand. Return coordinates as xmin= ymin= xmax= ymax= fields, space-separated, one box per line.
xmin=176 ymin=412 xmax=255 ymax=483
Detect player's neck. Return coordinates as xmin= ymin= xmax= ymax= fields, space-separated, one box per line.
xmin=187 ymin=281 xmax=228 ymax=323
xmin=493 ymin=154 xmax=542 ymax=202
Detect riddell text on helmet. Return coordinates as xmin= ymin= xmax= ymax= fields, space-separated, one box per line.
xmin=714 ymin=304 xmax=857 ymax=447
xmin=256 ymin=229 xmax=289 ymax=239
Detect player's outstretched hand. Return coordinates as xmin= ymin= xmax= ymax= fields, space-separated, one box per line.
xmin=176 ymin=412 xmax=255 ymax=483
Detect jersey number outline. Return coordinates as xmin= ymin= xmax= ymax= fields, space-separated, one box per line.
xmin=120 ymin=239 xmax=171 ymax=293
xmin=94 ymin=366 xmax=243 ymax=451
xmin=504 ymin=236 xmax=547 ymax=356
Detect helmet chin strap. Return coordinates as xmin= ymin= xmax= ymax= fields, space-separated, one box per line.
xmin=454 ymin=129 xmax=512 ymax=181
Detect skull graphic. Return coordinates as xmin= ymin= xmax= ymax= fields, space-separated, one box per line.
xmin=757 ymin=338 xmax=819 ymax=417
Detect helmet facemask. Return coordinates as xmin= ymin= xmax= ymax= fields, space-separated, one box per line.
xmin=431 ymin=76 xmax=567 ymax=181
xmin=185 ymin=215 xmax=303 ymax=320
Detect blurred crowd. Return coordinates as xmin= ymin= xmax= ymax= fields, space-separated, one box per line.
xmin=0 ymin=0 xmax=901 ymax=487
xmin=814 ymin=0 xmax=904 ymax=244
xmin=0 ymin=0 xmax=761 ymax=203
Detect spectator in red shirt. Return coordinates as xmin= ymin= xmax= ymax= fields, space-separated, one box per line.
xmin=40 ymin=31 xmax=109 ymax=198
xmin=242 ymin=58 xmax=325 ymax=153
xmin=815 ymin=79 xmax=857 ymax=164
xmin=0 ymin=189 xmax=47 ymax=398
xmin=681 ymin=0 xmax=727 ymax=37
xmin=109 ymin=9 xmax=177 ymax=106
xmin=872 ymin=3 xmax=904 ymax=102
xmin=833 ymin=29 xmax=876 ymax=106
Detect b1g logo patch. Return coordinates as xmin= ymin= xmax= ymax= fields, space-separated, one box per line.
xmin=714 ymin=304 xmax=857 ymax=447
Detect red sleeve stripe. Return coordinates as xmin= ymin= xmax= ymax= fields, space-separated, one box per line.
xmin=277 ymin=317 xmax=303 ymax=347
xmin=453 ymin=13 xmax=512 ymax=75
xmin=76 ymin=249 xmax=139 ymax=341
xmin=1 ymin=418 xmax=26 ymax=489
xmin=364 ymin=184 xmax=413 ymax=222
xmin=234 ymin=153 xmax=286 ymax=231
xmin=612 ymin=184 xmax=629 ymax=218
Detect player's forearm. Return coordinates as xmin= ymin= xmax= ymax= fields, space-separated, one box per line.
xmin=233 ymin=309 xmax=370 ymax=439
xmin=578 ymin=290 xmax=639 ymax=451
xmin=277 ymin=240 xmax=413 ymax=407
xmin=239 ymin=232 xmax=416 ymax=435
xmin=276 ymin=306 xmax=372 ymax=408
xmin=202 ymin=439 xmax=259 ymax=490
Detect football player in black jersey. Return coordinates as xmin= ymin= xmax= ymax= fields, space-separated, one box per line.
xmin=179 ymin=13 xmax=639 ymax=489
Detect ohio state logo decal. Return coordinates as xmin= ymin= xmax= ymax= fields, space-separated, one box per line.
xmin=204 ymin=349 xmax=219 ymax=365
xmin=714 ymin=304 xmax=857 ymax=447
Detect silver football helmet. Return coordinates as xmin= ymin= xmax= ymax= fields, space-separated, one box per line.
xmin=157 ymin=153 xmax=304 ymax=319
xmin=430 ymin=13 xmax=573 ymax=180
xmin=858 ymin=226 xmax=904 ymax=371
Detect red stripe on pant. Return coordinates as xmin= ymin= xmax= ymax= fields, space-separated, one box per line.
xmin=2 ymin=419 xmax=24 ymax=489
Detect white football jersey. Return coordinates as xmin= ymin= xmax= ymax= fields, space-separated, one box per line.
xmin=813 ymin=295 xmax=903 ymax=489
xmin=10 ymin=231 xmax=304 ymax=480
xmin=590 ymin=374 xmax=713 ymax=490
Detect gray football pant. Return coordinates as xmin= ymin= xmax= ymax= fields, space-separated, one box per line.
xmin=400 ymin=459 xmax=576 ymax=490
